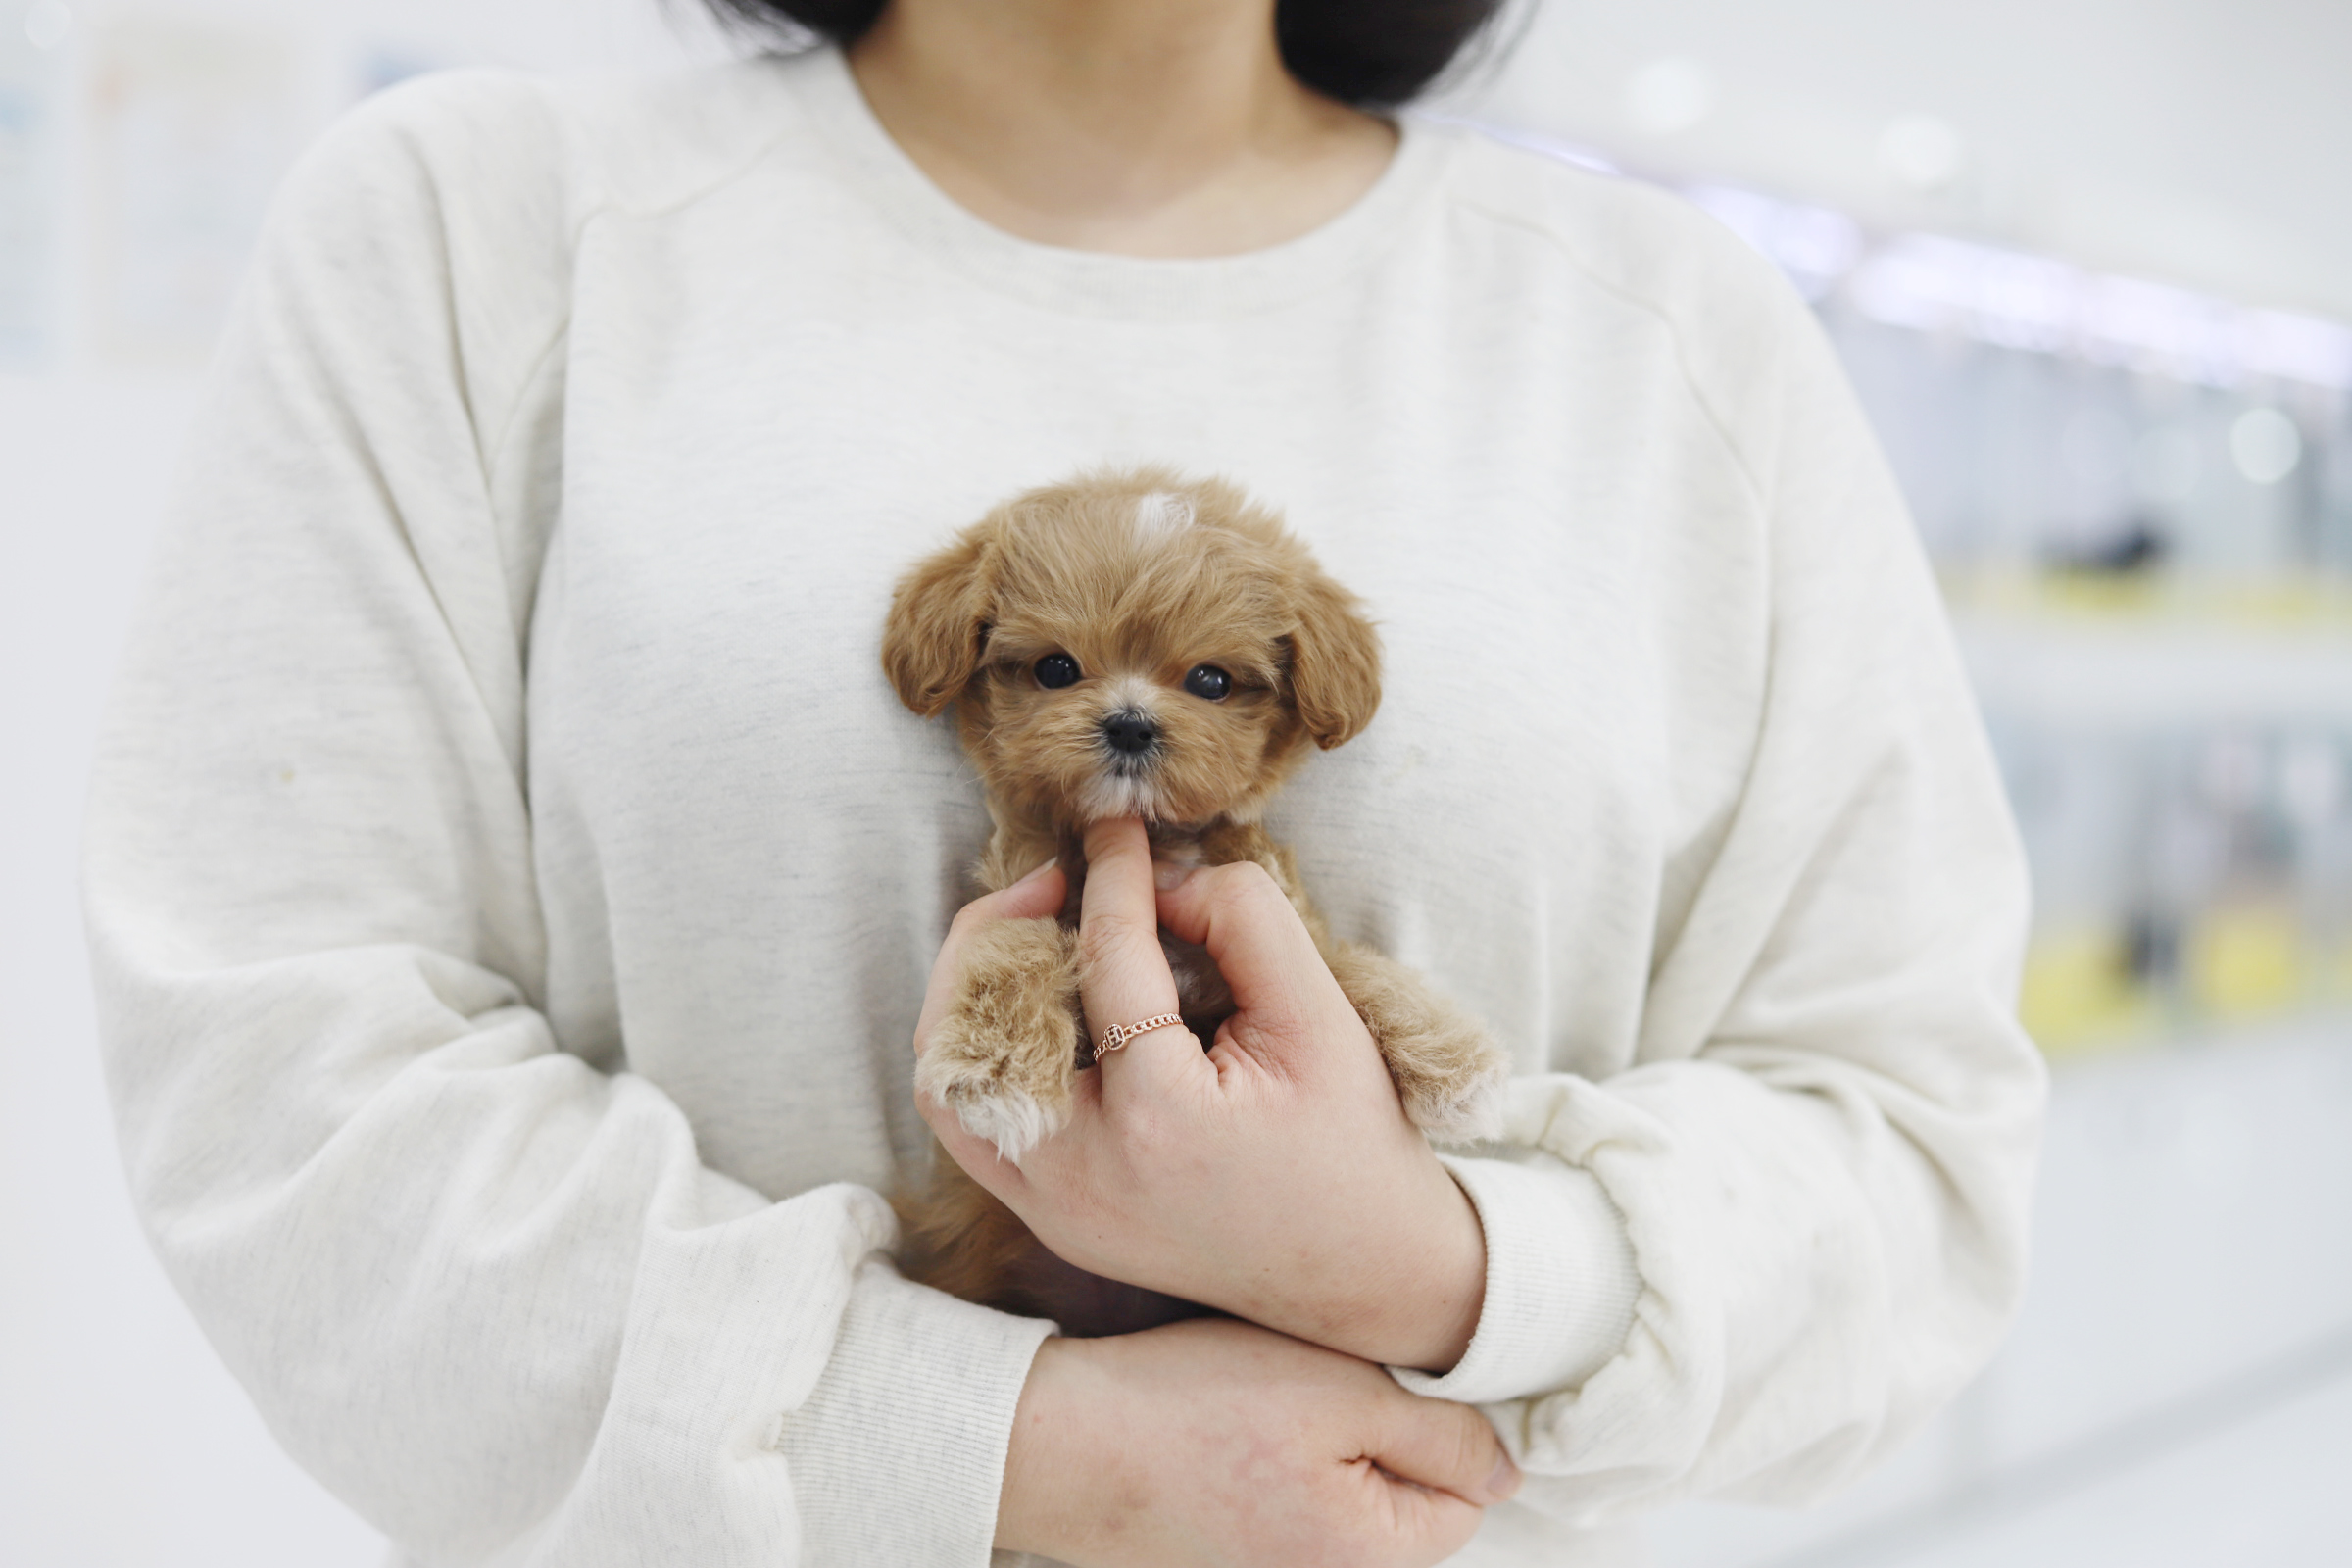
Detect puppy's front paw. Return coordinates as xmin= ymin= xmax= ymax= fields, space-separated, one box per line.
xmin=921 ymin=1071 xmax=1058 ymax=1164
xmin=916 ymin=917 xmax=1083 ymax=1163
xmin=1327 ymin=942 xmax=1512 ymax=1145
xmin=1396 ymin=1052 xmax=1510 ymax=1144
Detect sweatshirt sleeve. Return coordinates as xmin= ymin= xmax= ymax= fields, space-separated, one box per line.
xmin=82 ymin=73 xmax=1049 ymax=1566
xmin=1404 ymin=195 xmax=2044 ymax=1520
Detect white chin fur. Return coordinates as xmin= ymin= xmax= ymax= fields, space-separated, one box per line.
xmin=950 ymin=1087 xmax=1058 ymax=1164
xmin=1078 ymin=772 xmax=1163 ymax=822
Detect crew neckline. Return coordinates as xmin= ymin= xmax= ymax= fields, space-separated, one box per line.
xmin=779 ymin=46 xmax=1452 ymax=319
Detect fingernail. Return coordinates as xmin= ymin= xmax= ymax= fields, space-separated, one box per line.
xmin=1487 ymin=1453 xmax=1522 ymax=1500
xmin=1152 ymin=862 xmax=1194 ymax=892
xmin=1013 ymin=859 xmax=1056 ymax=888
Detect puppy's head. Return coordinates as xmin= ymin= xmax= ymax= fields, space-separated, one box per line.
xmin=882 ymin=468 xmax=1381 ymax=826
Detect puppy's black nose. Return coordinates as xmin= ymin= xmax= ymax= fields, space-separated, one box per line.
xmin=1100 ymin=710 xmax=1160 ymax=756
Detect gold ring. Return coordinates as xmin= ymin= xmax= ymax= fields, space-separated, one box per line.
xmin=1098 ymin=1013 xmax=1184 ymax=1054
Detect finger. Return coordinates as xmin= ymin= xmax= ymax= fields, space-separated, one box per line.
xmin=1152 ymin=860 xmax=1336 ymax=1038
xmin=1369 ymin=1391 xmax=1521 ymax=1508
xmin=1075 ymin=818 xmax=1193 ymax=1094
xmin=992 ymin=858 xmax=1072 ymax=920
xmin=912 ymin=861 xmax=1067 ymax=1055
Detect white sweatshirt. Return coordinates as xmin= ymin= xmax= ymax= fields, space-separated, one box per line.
xmin=83 ymin=48 xmax=2044 ymax=1568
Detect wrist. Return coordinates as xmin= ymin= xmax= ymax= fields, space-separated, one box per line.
xmin=1369 ymin=1162 xmax=1488 ymax=1372
xmin=996 ymin=1337 xmax=1101 ymax=1559
xmin=1234 ymin=1161 xmax=1488 ymax=1372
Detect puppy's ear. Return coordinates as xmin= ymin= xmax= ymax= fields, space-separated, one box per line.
xmin=1286 ymin=569 xmax=1382 ymax=750
xmin=882 ymin=523 xmax=996 ymax=717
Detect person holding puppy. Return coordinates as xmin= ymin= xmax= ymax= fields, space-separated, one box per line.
xmin=83 ymin=0 xmax=2045 ymax=1565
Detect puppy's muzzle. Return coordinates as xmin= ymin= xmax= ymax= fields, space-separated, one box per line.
xmin=1099 ymin=709 xmax=1160 ymax=770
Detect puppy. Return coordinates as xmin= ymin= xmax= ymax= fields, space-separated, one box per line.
xmin=882 ymin=466 xmax=1507 ymax=1334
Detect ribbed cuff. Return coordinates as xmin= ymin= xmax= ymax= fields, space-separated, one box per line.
xmin=778 ymin=1259 xmax=1057 ymax=1567
xmin=1390 ymin=1153 xmax=1642 ymax=1405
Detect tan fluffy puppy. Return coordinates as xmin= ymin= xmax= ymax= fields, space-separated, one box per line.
xmin=883 ymin=466 xmax=1507 ymax=1331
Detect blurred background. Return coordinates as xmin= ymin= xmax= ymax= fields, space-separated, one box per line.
xmin=3 ymin=0 xmax=2346 ymax=1563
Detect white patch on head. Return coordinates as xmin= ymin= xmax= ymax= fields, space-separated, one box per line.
xmin=1131 ymin=490 xmax=1194 ymax=540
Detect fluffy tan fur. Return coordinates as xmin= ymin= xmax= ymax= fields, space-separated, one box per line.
xmin=883 ymin=466 xmax=1507 ymax=1335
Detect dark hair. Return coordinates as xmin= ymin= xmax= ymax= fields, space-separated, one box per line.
xmin=698 ymin=0 xmax=1510 ymax=109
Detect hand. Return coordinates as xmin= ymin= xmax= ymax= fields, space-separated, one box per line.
xmin=915 ymin=818 xmax=1487 ymax=1371
xmin=997 ymin=1319 xmax=1520 ymax=1567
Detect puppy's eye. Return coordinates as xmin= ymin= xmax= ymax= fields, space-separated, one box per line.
xmin=1183 ymin=664 xmax=1232 ymax=701
xmin=1035 ymin=653 xmax=1082 ymax=690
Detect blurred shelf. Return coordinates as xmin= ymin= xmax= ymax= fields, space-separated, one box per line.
xmin=1952 ymin=604 xmax=2352 ymax=731
xmin=2042 ymin=1007 xmax=2352 ymax=1064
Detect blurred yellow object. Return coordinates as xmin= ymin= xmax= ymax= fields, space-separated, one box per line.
xmin=2031 ymin=572 xmax=2164 ymax=620
xmin=2327 ymin=936 xmax=2352 ymax=1002
xmin=2186 ymin=903 xmax=2304 ymax=1019
xmin=1939 ymin=565 xmax=2352 ymax=630
xmin=2019 ymin=926 xmax=2158 ymax=1056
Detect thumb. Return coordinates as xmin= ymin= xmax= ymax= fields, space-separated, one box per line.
xmin=1370 ymin=1389 xmax=1522 ymax=1508
xmin=912 ymin=859 xmax=1068 ymax=1054
xmin=990 ymin=858 xmax=1071 ymax=921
